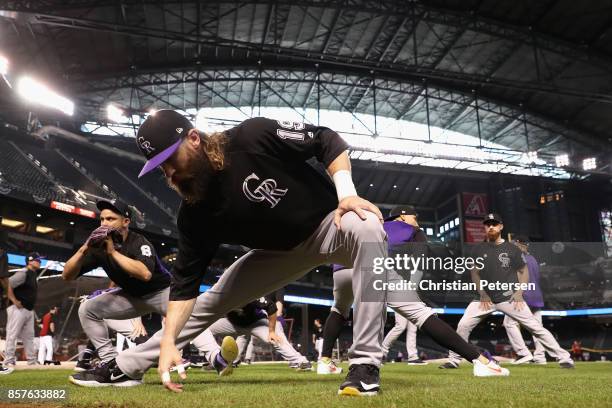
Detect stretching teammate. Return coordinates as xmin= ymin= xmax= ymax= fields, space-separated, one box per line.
xmin=190 ymin=294 xmax=311 ymax=377
xmin=75 ymin=288 xmax=149 ymax=371
xmin=318 ymin=205 xmax=509 ymax=378
xmin=64 ymin=199 xmax=170 ymax=377
xmin=503 ymin=235 xmax=550 ymax=364
xmin=70 ymin=110 xmax=390 ymax=396
xmin=440 ymin=214 xmax=574 ymax=369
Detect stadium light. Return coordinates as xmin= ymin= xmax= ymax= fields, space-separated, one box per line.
xmin=107 ymin=103 xmax=127 ymax=123
xmin=0 ymin=55 xmax=8 ymax=75
xmin=17 ymin=76 xmax=74 ymax=116
xmin=583 ymin=157 xmax=597 ymax=171
xmin=555 ymin=154 xmax=569 ymax=167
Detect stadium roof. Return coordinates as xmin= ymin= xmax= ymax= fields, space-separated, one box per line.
xmin=1 ymin=0 xmax=611 ymax=173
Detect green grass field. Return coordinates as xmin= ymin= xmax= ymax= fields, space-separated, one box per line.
xmin=1 ymin=362 xmax=611 ymax=408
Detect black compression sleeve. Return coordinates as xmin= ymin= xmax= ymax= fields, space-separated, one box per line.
xmin=321 ymin=310 xmax=345 ymax=359
xmin=420 ymin=315 xmax=481 ymax=361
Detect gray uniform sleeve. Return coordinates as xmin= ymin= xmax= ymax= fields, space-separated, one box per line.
xmin=9 ymin=269 xmax=27 ymax=288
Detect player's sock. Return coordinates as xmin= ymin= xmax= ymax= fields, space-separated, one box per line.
xmin=420 ymin=315 xmax=480 ymax=361
xmin=321 ymin=311 xmax=345 ymax=359
xmin=81 ymin=340 xmax=96 ymax=362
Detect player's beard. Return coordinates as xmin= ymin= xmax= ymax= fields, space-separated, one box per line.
xmin=486 ymin=229 xmax=501 ymax=242
xmin=167 ymin=147 xmax=214 ymax=204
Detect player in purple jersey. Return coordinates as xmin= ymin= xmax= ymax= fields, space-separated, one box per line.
xmin=503 ymin=236 xmax=550 ymax=365
xmin=318 ymin=205 xmax=510 ymax=377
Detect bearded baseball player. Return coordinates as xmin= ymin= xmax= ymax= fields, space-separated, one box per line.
xmin=318 ymin=205 xmax=510 ymax=377
xmin=69 ymin=109 xmax=390 ymax=396
xmin=440 ymin=213 xmax=574 ymax=369
xmin=64 ymin=199 xmax=171 ymax=386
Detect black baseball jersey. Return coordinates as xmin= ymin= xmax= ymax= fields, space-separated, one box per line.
xmin=226 ymin=294 xmax=278 ymax=327
xmin=171 ymin=117 xmax=348 ymax=300
xmin=78 ymin=231 xmax=170 ymax=297
xmin=472 ymin=241 xmax=526 ymax=303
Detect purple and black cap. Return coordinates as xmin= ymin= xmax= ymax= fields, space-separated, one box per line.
xmin=136 ymin=109 xmax=194 ymax=178
xmin=97 ymin=199 xmax=132 ymax=219
xmin=27 ymin=252 xmax=44 ymax=263
xmin=385 ymin=205 xmax=417 ymax=221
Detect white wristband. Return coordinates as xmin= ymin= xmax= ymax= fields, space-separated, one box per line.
xmin=161 ymin=371 xmax=171 ymax=384
xmin=332 ymin=170 xmax=357 ymax=201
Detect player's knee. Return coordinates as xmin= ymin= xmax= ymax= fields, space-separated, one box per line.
xmin=340 ymin=211 xmax=385 ymax=239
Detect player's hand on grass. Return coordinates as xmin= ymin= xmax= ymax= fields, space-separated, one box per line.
xmin=334 ymin=196 xmax=383 ymax=230
xmin=268 ymin=331 xmax=282 ymax=345
xmin=130 ymin=319 xmax=148 ymax=338
xmin=159 ymin=339 xmax=186 ymax=393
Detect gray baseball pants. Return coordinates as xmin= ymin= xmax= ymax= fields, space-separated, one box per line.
xmin=448 ymin=300 xmax=571 ymax=364
xmin=117 ymin=211 xmax=388 ymax=378
xmin=192 ymin=318 xmax=307 ymax=365
xmin=78 ymin=287 xmax=169 ymax=363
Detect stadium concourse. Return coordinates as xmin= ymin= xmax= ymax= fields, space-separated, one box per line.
xmin=0 ymin=0 xmax=611 ymax=406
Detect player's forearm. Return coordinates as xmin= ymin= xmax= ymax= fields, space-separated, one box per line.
xmin=268 ymin=313 xmax=277 ymax=334
xmin=276 ymin=301 xmax=283 ymax=317
xmin=1 ymin=278 xmax=18 ymax=304
xmin=110 ymin=251 xmax=152 ymax=281
xmin=161 ymin=298 xmax=197 ymax=344
xmin=63 ymin=247 xmax=87 ymax=280
xmin=470 ymin=269 xmax=489 ymax=299
xmin=515 ymin=265 xmax=529 ymax=296
xmin=327 ymin=152 xmax=358 ymax=201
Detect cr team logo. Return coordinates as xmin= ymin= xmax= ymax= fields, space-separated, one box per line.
xmin=137 ymin=137 xmax=155 ymax=155
xmin=498 ymin=252 xmax=510 ymax=268
xmin=242 ymin=173 xmax=288 ymax=208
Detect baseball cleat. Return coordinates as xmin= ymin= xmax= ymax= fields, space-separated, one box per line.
xmin=439 ymin=361 xmax=459 ymax=369
xmin=559 ymin=361 xmax=575 ymax=369
xmin=0 ymin=364 xmax=13 ymax=375
xmin=338 ymin=364 xmax=380 ymax=396
xmin=407 ymin=358 xmax=428 ymax=366
xmin=512 ymin=354 xmax=534 ymax=365
xmin=295 ymin=361 xmax=313 ymax=371
xmin=317 ymin=357 xmax=343 ymax=374
xmin=531 ymin=360 xmax=547 ymax=365
xmin=69 ymin=360 xmax=143 ymax=387
xmin=473 ymin=359 xmax=510 ymax=377
xmin=74 ymin=360 xmax=93 ymax=372
xmin=212 ymin=336 xmax=238 ymax=377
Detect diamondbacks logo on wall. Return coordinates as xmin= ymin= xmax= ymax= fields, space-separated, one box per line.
xmin=242 ymin=173 xmax=288 ymax=208
xmin=498 ymin=252 xmax=510 ymax=268
xmin=463 ymin=193 xmax=488 ymax=217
